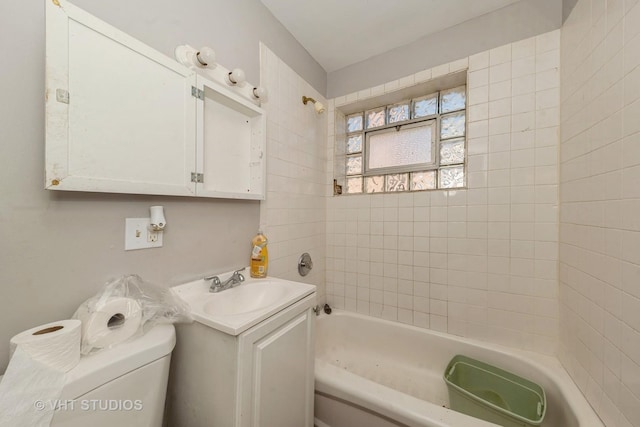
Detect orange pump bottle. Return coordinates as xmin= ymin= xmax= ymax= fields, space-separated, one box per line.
xmin=250 ymin=231 xmax=268 ymax=278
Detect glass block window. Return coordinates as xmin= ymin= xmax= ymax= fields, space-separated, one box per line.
xmin=347 ymin=113 xmax=363 ymax=132
xmin=346 ymin=155 xmax=362 ymax=175
xmin=439 ymin=166 xmax=464 ymax=189
xmin=388 ymin=102 xmax=410 ymax=124
xmin=341 ymin=85 xmax=466 ymax=194
xmin=441 ymin=112 xmax=465 ymax=140
xmin=440 ymin=86 xmax=466 ymax=113
xmin=386 ymin=174 xmax=409 ymax=192
xmin=411 ymin=171 xmax=436 ymax=190
xmin=346 ymin=134 xmax=362 ymax=154
xmin=440 ymin=138 xmax=465 ymax=165
xmin=413 ymin=94 xmax=438 ymax=118
xmin=346 ymin=176 xmax=363 ymax=194
xmin=365 ymin=176 xmax=384 ymax=193
xmin=365 ymin=107 xmax=386 ymax=129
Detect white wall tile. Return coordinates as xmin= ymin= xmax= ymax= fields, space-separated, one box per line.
xmin=327 ymin=32 xmax=559 ymax=355
xmin=512 ymin=37 xmax=536 ymax=60
xmin=490 ymin=45 xmax=512 ymax=66
xmin=260 ymin=46 xmax=327 ymax=300
xmin=560 ymin=2 xmax=640 ymax=424
xmin=469 ymin=51 xmax=490 ymax=71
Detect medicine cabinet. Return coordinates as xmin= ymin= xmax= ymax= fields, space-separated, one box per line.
xmin=44 ymin=0 xmax=266 ymax=200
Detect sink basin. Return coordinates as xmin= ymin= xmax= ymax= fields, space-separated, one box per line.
xmin=202 ymin=281 xmax=291 ymax=316
xmin=172 ymin=272 xmax=316 ymax=335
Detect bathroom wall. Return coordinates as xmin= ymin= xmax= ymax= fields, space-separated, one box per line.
xmin=327 ymin=0 xmax=563 ymax=98
xmin=326 ymin=30 xmax=561 ymax=355
xmin=258 ymin=44 xmax=328 ymax=300
xmin=0 ymin=0 xmax=324 ymax=372
xmin=559 ymin=0 xmax=640 ymax=425
xmin=71 ymin=0 xmax=326 ymax=95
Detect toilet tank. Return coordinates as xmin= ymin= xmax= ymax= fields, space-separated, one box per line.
xmin=50 ymin=324 xmax=176 ymax=427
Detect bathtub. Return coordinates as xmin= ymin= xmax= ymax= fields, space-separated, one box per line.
xmin=314 ymin=310 xmax=603 ymax=427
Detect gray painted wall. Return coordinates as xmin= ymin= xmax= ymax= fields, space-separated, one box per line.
xmin=0 ymin=0 xmax=324 ymax=372
xmin=70 ymin=0 xmax=327 ymax=95
xmin=562 ymin=0 xmax=579 ymax=22
xmin=327 ymin=0 xmax=563 ymax=98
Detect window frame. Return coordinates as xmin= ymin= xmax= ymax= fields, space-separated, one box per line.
xmin=363 ymin=117 xmax=438 ymax=176
xmin=341 ymin=84 xmax=467 ymax=195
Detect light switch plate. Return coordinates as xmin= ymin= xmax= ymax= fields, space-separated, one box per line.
xmin=125 ymin=218 xmax=163 ymax=250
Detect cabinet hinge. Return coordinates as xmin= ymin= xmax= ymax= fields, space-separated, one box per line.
xmin=56 ymin=89 xmax=69 ymax=104
xmin=191 ymin=86 xmax=204 ymax=100
xmin=191 ymin=172 xmax=204 ymax=183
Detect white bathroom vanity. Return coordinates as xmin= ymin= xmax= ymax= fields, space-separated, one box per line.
xmin=168 ymin=274 xmax=316 ymax=426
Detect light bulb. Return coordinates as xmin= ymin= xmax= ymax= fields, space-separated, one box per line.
xmin=252 ymin=86 xmax=268 ymax=101
xmin=315 ymin=102 xmax=326 ymax=114
xmin=228 ymin=68 xmax=246 ymax=86
xmin=196 ymin=46 xmax=216 ymax=68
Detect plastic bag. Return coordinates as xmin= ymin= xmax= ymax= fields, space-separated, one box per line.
xmin=73 ymin=274 xmax=192 ymax=355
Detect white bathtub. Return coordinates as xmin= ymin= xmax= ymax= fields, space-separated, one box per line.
xmin=314 ymin=310 xmax=603 ymax=427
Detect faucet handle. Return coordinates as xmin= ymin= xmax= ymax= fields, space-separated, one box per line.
xmin=233 ymin=268 xmax=246 ymax=282
xmin=204 ymin=275 xmax=221 ymax=286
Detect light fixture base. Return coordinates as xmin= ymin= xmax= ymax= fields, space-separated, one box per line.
xmin=174 ymin=45 xmax=197 ymax=67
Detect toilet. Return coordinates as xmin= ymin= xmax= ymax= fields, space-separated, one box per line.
xmin=2 ymin=324 xmax=175 ymax=426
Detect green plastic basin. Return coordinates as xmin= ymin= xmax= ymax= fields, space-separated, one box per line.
xmin=444 ymin=355 xmax=546 ymax=427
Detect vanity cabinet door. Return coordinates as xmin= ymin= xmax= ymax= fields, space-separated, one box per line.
xmin=45 ymin=0 xmax=197 ymax=196
xmin=237 ymin=297 xmax=315 ymax=427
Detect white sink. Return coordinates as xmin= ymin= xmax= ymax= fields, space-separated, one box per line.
xmin=202 ymin=281 xmax=293 ymax=316
xmin=173 ymin=271 xmax=316 ymax=335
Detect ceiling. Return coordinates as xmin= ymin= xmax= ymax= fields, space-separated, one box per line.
xmin=260 ymin=0 xmax=521 ymax=73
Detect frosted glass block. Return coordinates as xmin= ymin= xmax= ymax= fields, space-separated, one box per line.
xmin=365 ymin=176 xmax=385 ymax=193
xmin=411 ymin=171 xmax=436 ymax=190
xmin=346 ymin=176 xmax=362 ymax=194
xmin=413 ymin=94 xmax=438 ymax=118
xmin=346 ymin=155 xmax=362 ymax=175
xmin=441 ymin=112 xmax=465 ymax=140
xmin=440 ymin=86 xmax=466 ymax=113
xmin=347 ymin=113 xmax=363 ymax=132
xmin=440 ymin=138 xmax=465 ymax=165
xmin=438 ymin=166 xmax=464 ymax=189
xmin=386 ymin=174 xmax=409 ymax=192
xmin=347 ymin=134 xmax=363 ymax=153
xmin=368 ymin=122 xmax=434 ymax=171
xmin=366 ymin=107 xmax=386 ymax=129
xmin=388 ymin=102 xmax=410 ymax=123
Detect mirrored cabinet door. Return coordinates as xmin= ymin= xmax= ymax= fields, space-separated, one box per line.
xmin=46 ymin=0 xmax=197 ymax=196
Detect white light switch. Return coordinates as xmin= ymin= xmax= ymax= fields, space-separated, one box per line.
xmin=125 ymin=218 xmax=163 ymax=250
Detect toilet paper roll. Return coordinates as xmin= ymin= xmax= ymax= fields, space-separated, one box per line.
xmin=9 ymin=319 xmax=81 ymax=373
xmin=74 ymin=297 xmax=143 ymax=351
xmin=0 ymin=346 xmax=67 ymax=426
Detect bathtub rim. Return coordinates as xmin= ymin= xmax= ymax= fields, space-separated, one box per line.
xmin=316 ymin=359 xmax=498 ymax=427
xmin=314 ymin=310 xmax=603 ymax=427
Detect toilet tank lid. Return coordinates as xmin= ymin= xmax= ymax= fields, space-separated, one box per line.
xmin=60 ymin=324 xmax=176 ymax=400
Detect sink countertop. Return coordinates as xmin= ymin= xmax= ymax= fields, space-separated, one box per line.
xmin=173 ymin=272 xmax=316 ymax=336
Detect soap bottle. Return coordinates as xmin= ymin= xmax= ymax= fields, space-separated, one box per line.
xmin=250 ymin=231 xmax=268 ymax=278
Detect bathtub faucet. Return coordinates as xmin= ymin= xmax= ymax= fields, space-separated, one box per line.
xmin=205 ymin=268 xmax=245 ymax=293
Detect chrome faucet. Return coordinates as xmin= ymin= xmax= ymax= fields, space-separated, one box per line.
xmin=205 ymin=268 xmax=245 ymax=293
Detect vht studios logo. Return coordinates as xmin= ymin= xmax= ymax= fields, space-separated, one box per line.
xmin=34 ymin=399 xmax=143 ymax=412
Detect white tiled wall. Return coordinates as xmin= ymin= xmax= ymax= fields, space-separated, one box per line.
xmin=326 ymin=31 xmax=561 ymax=355
xmin=258 ymin=44 xmax=328 ymax=300
xmin=559 ymin=0 xmax=640 ymax=425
